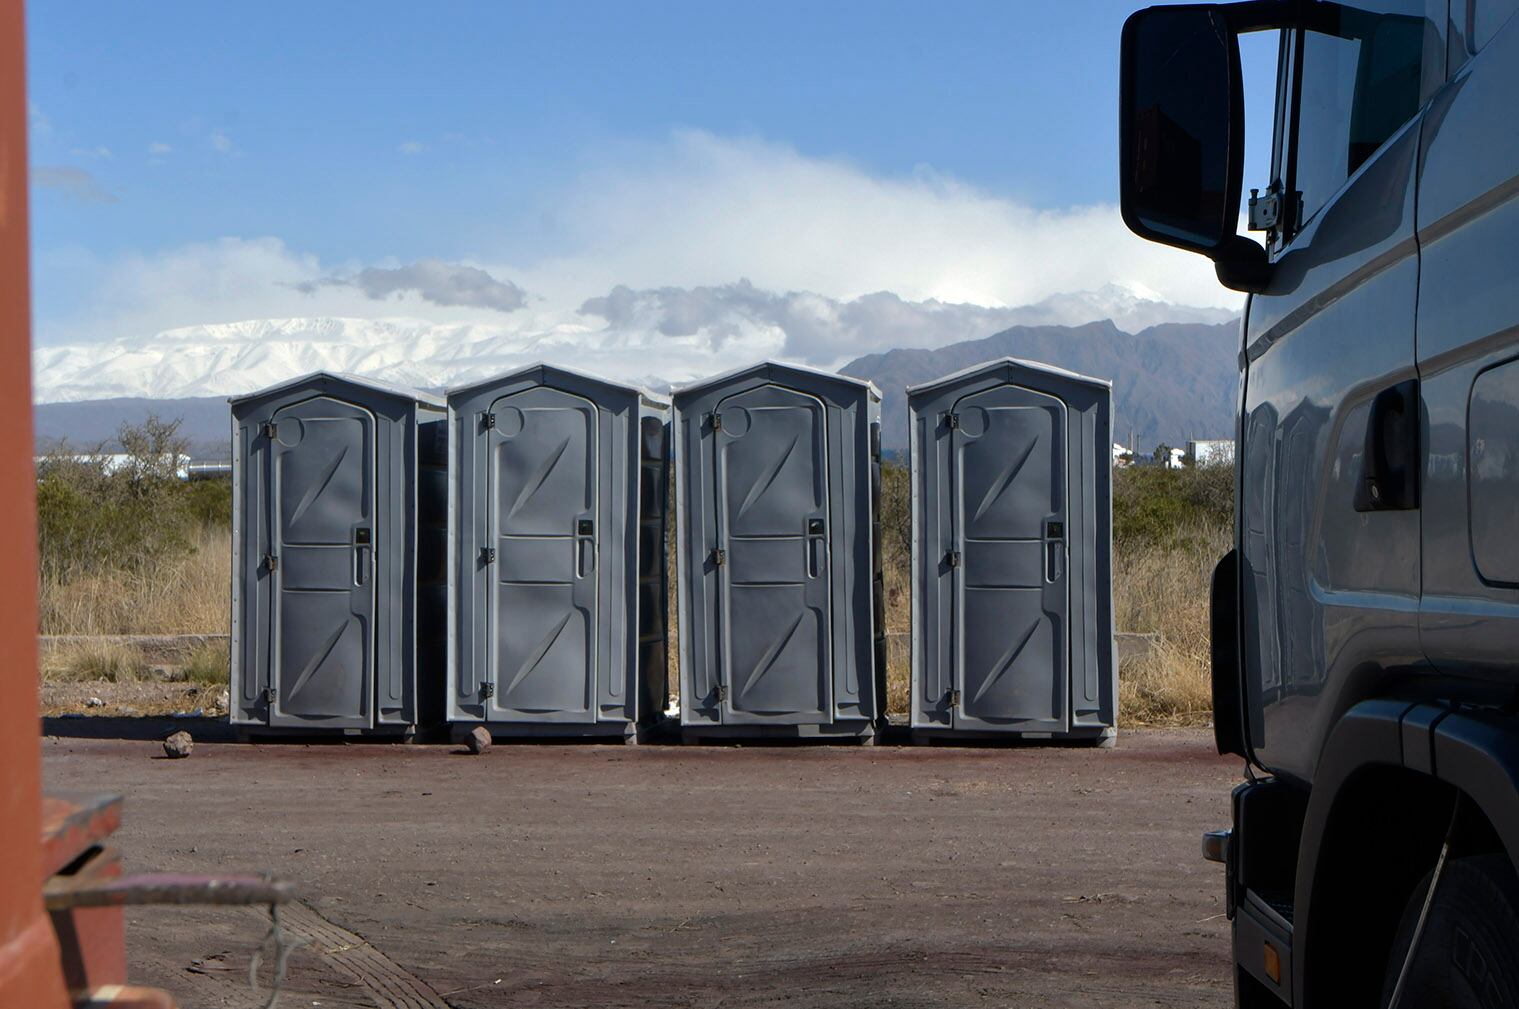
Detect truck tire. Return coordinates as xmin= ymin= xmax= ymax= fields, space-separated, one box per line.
xmin=1382 ymin=854 xmax=1519 ymax=1008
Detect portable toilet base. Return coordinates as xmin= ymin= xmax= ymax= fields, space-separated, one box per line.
xmin=673 ymin=362 xmax=884 ymax=744
xmin=907 ymin=358 xmax=1116 ymax=746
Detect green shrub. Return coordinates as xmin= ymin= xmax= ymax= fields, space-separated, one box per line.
xmin=36 ymin=416 xmax=212 ymax=582
xmin=183 ymin=476 xmax=232 ymax=528
xmin=1113 ymin=464 xmax=1234 ymax=546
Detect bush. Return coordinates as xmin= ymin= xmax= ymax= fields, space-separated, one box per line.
xmin=1113 ymin=464 xmax=1233 ymax=547
xmin=35 ymin=416 xmax=221 ymax=582
xmin=183 ymin=476 xmax=233 ymax=528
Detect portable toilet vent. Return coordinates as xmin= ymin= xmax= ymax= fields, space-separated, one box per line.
xmin=673 ymin=361 xmax=884 ymax=742
xmin=908 ymin=358 xmax=1115 ymax=744
xmin=230 ymin=372 xmax=446 ymax=736
xmin=446 ymin=364 xmax=670 ymax=740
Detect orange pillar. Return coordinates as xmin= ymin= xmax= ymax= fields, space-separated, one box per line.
xmin=0 ymin=0 xmax=70 ymax=1005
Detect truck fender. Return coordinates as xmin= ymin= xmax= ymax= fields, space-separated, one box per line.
xmin=1291 ymin=699 xmax=1519 ymax=1006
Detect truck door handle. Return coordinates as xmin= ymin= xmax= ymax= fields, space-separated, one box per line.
xmin=1354 ymin=379 xmax=1420 ymax=512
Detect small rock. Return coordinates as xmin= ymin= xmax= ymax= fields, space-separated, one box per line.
xmin=162 ymin=730 xmax=194 ymax=759
xmin=464 ymin=726 xmax=492 ymax=755
xmin=85 ymin=696 xmax=104 ymax=708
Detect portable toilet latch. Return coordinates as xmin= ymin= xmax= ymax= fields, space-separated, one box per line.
xmin=480 ymin=682 xmax=495 ymax=700
xmin=262 ymin=421 xmax=279 ymax=440
xmin=262 ymin=553 xmax=279 ymax=573
xmin=482 ymin=411 xmax=496 ymax=431
xmin=946 ymin=688 xmax=961 ymax=710
xmin=713 ymin=683 xmax=728 ymax=703
xmin=942 ymin=412 xmax=959 ymax=430
xmin=709 ymin=412 xmax=723 ymax=433
xmin=262 ymin=686 xmax=278 ymax=705
xmin=710 ymin=548 xmax=726 ymax=567
xmin=480 ymin=547 xmax=496 ymax=565
xmin=944 ymin=550 xmax=961 ymax=569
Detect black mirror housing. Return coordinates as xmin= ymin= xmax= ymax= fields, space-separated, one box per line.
xmin=1120 ymin=3 xmax=1278 ymax=292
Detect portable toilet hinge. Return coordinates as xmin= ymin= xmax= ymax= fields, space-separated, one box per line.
xmin=482 ymin=412 xmax=496 ymax=431
xmin=263 ymin=553 xmax=279 ymax=573
xmin=480 ymin=682 xmax=495 ymax=700
xmin=945 ymin=550 xmax=961 ymax=569
xmin=943 ymin=412 xmax=959 ymax=430
xmin=709 ymin=412 xmax=723 ymax=433
xmin=713 ymin=683 xmax=728 ymax=702
xmin=710 ymin=548 xmax=726 ymax=567
xmin=480 ymin=547 xmax=496 ymax=565
xmin=262 ymin=421 xmax=278 ymax=440
xmin=946 ymin=688 xmax=961 ymax=710
xmin=263 ymin=686 xmax=278 ymax=705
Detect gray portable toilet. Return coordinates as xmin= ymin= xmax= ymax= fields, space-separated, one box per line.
xmin=445 ymin=364 xmax=670 ymax=739
xmin=674 ymin=361 xmax=884 ymax=741
xmin=229 ymin=372 xmax=446 ymax=736
xmin=908 ymin=358 xmax=1115 ymax=744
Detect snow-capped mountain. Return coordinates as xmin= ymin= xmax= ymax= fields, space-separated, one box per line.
xmin=31 ymin=284 xmax=1238 ymax=404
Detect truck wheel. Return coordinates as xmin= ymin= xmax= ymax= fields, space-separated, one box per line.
xmin=1383 ymin=854 xmax=1519 ymax=1008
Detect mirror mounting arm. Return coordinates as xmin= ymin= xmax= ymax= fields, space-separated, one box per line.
xmin=1213 ymin=236 xmax=1270 ymax=293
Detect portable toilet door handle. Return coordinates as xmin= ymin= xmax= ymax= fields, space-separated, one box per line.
xmin=1044 ymin=520 xmax=1064 ymax=583
xmin=353 ymin=526 xmax=373 ymax=586
xmin=576 ymin=517 xmax=596 ymax=577
xmin=807 ymin=517 xmax=826 ymax=578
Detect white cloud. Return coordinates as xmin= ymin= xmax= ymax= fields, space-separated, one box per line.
xmin=148 ymin=141 xmax=172 ymax=155
xmin=398 ymin=140 xmax=424 ymax=155
xmin=510 ymin=131 xmax=1239 ymax=312
xmin=209 ymin=129 xmax=234 ymax=154
xmin=71 ymin=145 xmax=113 ymax=160
xmin=33 ymin=131 xmax=1245 ymax=399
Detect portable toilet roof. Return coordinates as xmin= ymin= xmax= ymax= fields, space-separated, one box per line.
xmin=228 ymin=370 xmax=445 ymax=409
xmin=446 ymin=361 xmax=670 ymax=408
xmin=905 ymin=356 xmax=1112 ymax=396
xmin=672 ymin=360 xmax=882 ymax=402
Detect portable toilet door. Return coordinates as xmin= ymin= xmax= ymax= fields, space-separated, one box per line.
xmin=447 ymin=364 xmax=670 ymax=738
xmin=909 ymin=358 xmax=1115 ymax=744
xmin=674 ymin=361 xmax=883 ymax=740
xmin=230 ymin=372 xmax=445 ymax=736
xmin=268 ymin=395 xmax=377 ymax=729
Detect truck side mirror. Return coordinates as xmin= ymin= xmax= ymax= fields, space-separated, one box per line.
xmin=1120 ymin=3 xmax=1270 ymax=292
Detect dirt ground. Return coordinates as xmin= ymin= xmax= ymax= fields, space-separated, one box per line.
xmin=42 ymin=724 xmax=1241 ymax=1008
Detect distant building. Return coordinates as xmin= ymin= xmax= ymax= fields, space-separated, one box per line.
xmin=1164 ymin=446 xmax=1187 ymax=470
xmin=1113 ymin=442 xmax=1135 ymax=468
xmin=1187 ymin=439 xmax=1235 ymax=468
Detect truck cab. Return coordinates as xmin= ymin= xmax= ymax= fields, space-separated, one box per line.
xmin=1120 ymin=1 xmax=1519 ymax=1005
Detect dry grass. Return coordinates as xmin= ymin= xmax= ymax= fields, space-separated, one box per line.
xmin=40 ymin=524 xmax=230 ymax=637
xmin=1114 ymin=523 xmax=1230 ymax=726
xmin=39 ymin=638 xmax=151 ymax=684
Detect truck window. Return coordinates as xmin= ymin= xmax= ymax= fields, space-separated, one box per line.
xmin=1292 ymin=1 xmax=1426 ymax=227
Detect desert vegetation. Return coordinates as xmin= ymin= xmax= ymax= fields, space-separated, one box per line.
xmin=36 ymin=417 xmax=230 ymax=684
xmin=38 ymin=419 xmax=1230 ymax=724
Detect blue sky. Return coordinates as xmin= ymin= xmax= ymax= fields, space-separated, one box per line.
xmin=26 ymin=2 xmax=1275 ymax=398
